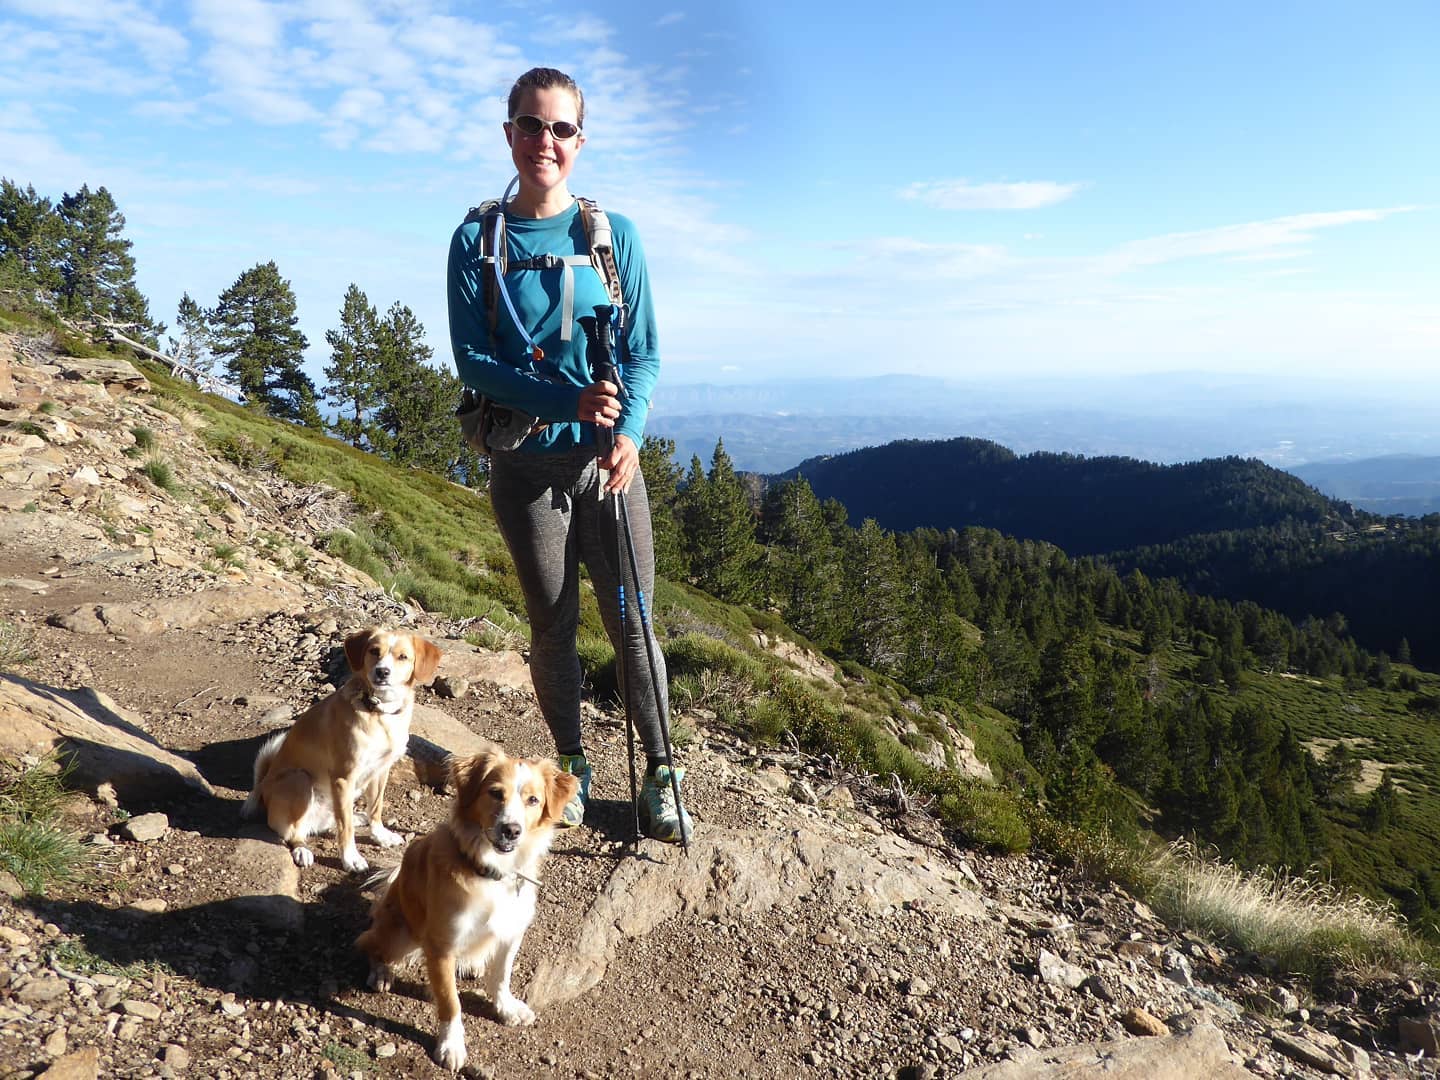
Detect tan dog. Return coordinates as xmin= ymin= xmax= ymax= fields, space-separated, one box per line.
xmin=241 ymin=627 xmax=441 ymax=872
xmin=356 ymin=750 xmax=578 ymax=1073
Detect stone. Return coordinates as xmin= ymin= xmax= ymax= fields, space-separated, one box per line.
xmin=1397 ymin=1014 xmax=1440 ymax=1057
xmin=38 ymin=1047 xmax=100 ymax=1080
xmin=117 ymin=812 xmax=169 ymax=843
xmin=1271 ymin=1031 xmax=1347 ymax=1076
xmin=118 ymin=999 xmax=163 ymax=1020
xmin=1037 ymin=949 xmax=1087 ymax=991
xmin=958 ymin=1023 xmax=1251 ymax=1079
xmin=1120 ymin=1006 xmax=1170 ymax=1037
xmin=432 ymin=674 xmax=470 ymax=699
xmin=161 ymin=1044 xmax=190 ymax=1070
xmin=0 ymin=676 xmax=214 ymax=804
xmin=17 ymin=977 xmax=67 ymax=1003
xmin=428 ymin=638 xmax=528 ymax=690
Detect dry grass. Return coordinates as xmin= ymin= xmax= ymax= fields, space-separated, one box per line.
xmin=1144 ymin=840 xmax=1430 ymax=978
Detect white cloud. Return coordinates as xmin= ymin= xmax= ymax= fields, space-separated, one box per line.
xmin=657 ymin=12 xmax=686 ymax=27
xmin=901 ymin=179 xmax=1083 ymax=210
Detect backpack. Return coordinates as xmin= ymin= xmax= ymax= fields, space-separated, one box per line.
xmin=456 ymin=194 xmax=624 ymax=455
xmin=463 ymin=195 xmax=625 ymax=351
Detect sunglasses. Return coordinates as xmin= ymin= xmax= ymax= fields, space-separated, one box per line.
xmin=509 ymin=114 xmax=581 ymax=141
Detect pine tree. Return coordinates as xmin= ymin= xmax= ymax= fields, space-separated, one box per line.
xmin=676 ymin=440 xmax=761 ymax=604
xmin=639 ymin=436 xmax=687 ymax=580
xmin=210 ymin=261 xmax=320 ymax=426
xmin=323 ymin=284 xmax=382 ymax=449
xmin=762 ymin=476 xmax=843 ymax=648
xmin=372 ymin=302 xmax=460 ymax=475
xmin=167 ymin=293 xmax=213 ymax=376
xmin=54 ymin=184 xmax=142 ymax=323
xmin=0 ymin=179 xmax=62 ymax=299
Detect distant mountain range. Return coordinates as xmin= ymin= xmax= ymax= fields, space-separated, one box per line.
xmin=1291 ymin=455 xmax=1440 ymax=518
xmin=648 ymin=372 xmax=1440 ymax=477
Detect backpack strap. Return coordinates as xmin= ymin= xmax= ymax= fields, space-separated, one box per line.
xmin=461 ymin=193 xmax=626 ymax=350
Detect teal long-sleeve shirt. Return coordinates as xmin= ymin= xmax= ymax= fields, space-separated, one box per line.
xmin=447 ymin=200 xmax=659 ymax=452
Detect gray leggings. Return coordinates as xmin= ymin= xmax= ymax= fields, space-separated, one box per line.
xmin=488 ymin=447 xmax=670 ymax=761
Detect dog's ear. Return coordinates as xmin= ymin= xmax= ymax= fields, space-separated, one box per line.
xmin=409 ymin=635 xmax=442 ymax=687
xmin=448 ymin=750 xmax=497 ymax=797
xmin=539 ymin=760 xmax=580 ymax=827
xmin=344 ymin=628 xmax=378 ymax=673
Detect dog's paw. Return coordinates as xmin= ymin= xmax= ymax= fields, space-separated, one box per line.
xmin=341 ymin=846 xmax=370 ymax=874
xmin=371 ymin=822 xmax=403 ymax=848
xmin=433 ymin=1018 xmax=467 ymax=1072
xmin=291 ymin=845 xmax=315 ymax=869
xmin=494 ymin=991 xmax=536 ymax=1027
xmin=367 ymin=962 xmax=393 ymax=993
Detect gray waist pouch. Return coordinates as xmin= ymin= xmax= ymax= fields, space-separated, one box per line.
xmin=457 ymin=388 xmax=542 ymax=455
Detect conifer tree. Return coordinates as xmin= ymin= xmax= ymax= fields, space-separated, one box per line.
xmin=0 ymin=179 xmax=61 ymax=298
xmin=372 ymin=302 xmax=460 ymax=475
xmin=762 ymin=476 xmax=842 ymax=648
xmin=639 ymin=436 xmax=687 ymax=580
xmin=210 ymin=261 xmax=321 ymax=427
xmin=54 ymin=184 xmax=140 ymax=323
xmin=167 ymin=293 xmax=213 ymax=375
xmin=323 ymin=284 xmax=381 ymax=449
xmin=677 ymin=440 xmax=761 ymax=604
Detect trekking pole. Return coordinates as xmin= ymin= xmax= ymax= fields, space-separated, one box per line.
xmin=579 ymin=307 xmax=690 ymax=853
xmin=579 ymin=309 xmax=641 ymax=842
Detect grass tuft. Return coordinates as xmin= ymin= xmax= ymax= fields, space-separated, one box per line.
xmin=0 ymin=754 xmax=92 ymax=895
xmin=140 ymin=456 xmax=180 ymax=494
xmin=0 ymin=620 xmax=35 ymax=670
xmin=130 ymin=425 xmax=157 ymax=451
xmin=1144 ymin=840 xmax=1430 ymax=978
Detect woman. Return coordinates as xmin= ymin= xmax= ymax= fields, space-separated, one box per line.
xmin=447 ymin=67 xmax=691 ymax=843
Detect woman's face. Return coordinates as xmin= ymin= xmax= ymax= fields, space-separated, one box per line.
xmin=505 ymin=86 xmax=585 ymax=197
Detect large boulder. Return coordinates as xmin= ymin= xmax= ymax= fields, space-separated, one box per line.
xmin=0 ymin=674 xmax=213 ymax=805
xmin=955 ymin=1022 xmax=1251 ymax=1079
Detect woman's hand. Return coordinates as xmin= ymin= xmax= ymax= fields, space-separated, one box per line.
xmin=577 ymin=380 xmax=621 ymax=428
xmin=598 ymin=433 xmax=640 ymax=494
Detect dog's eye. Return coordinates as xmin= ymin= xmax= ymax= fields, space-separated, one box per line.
xmin=526 ymin=795 xmax=540 ymax=806
xmin=488 ymin=787 xmax=505 ymax=801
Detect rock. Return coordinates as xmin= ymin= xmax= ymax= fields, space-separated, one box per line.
xmin=117 ymin=812 xmax=169 ymax=843
xmin=790 ymin=779 xmax=818 ymax=805
xmin=526 ymin=824 xmax=986 ymax=1009
xmin=432 ymin=674 xmax=470 ymax=699
xmin=1037 ymin=949 xmax=1087 ymax=991
xmin=126 ymin=898 xmax=168 ymax=914
xmin=118 ymin=1000 xmax=164 ymax=1020
xmin=38 ymin=1047 xmax=100 ymax=1080
xmin=903 ymin=976 xmax=931 ymax=998
xmin=228 ymin=829 xmax=303 ymax=933
xmin=1120 ymin=1007 xmax=1170 ymax=1037
xmin=161 ymin=1044 xmax=190 ymax=1070
xmin=49 ymin=577 xmax=306 ymax=637
xmin=1017 ymin=1026 xmax=1048 ymax=1048
xmin=17 ymin=977 xmax=67 ymax=1003
xmin=1397 ymin=1014 xmax=1440 ymax=1057
xmin=0 ymin=675 xmax=214 ymax=805
xmin=408 ymin=704 xmax=500 ymax=787
xmin=1084 ymin=974 xmax=1117 ymax=1003
xmin=0 ymin=868 xmax=22 ymax=898
xmin=429 ymin=638 xmax=528 ymax=690
xmin=1270 ymin=1031 xmax=1348 ymax=1075
xmin=956 ymin=1023 xmax=1251 ymax=1079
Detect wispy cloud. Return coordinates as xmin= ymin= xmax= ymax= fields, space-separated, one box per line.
xmin=901 ymin=179 xmax=1083 ymax=210
xmin=1101 ymin=208 xmax=1413 ymax=271
xmin=657 ymin=12 xmax=686 ymax=27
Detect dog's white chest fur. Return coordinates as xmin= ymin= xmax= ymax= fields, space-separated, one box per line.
xmin=455 ymin=881 xmax=537 ymax=956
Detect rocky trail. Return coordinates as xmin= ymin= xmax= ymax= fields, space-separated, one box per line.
xmin=0 ymin=334 xmax=1436 ymax=1079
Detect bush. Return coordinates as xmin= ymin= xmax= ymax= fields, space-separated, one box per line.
xmin=0 ymin=755 xmax=91 ymax=895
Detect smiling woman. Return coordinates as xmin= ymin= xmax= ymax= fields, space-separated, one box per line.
xmin=445 ymin=66 xmax=694 ymax=846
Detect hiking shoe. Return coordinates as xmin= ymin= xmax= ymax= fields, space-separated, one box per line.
xmin=640 ymin=765 xmax=694 ymax=844
xmin=556 ymin=753 xmax=592 ymax=828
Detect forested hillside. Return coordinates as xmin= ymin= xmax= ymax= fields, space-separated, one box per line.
xmin=784 ymin=437 xmax=1364 ymax=551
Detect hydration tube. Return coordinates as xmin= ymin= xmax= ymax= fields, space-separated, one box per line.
xmin=489 ymin=175 xmax=544 ymax=366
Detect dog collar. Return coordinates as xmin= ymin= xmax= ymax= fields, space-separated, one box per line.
xmin=361 ymin=693 xmax=407 ymax=715
xmin=459 ymin=848 xmax=540 ymax=890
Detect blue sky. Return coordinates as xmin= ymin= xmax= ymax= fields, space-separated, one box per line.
xmin=2 ymin=0 xmax=1436 ymax=389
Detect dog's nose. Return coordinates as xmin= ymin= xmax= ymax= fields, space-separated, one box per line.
xmin=501 ymin=822 xmax=521 ymax=843
xmin=372 ymin=667 xmax=391 ymax=683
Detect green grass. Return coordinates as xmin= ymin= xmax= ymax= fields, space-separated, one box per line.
xmin=51 ymin=938 xmax=169 ymax=981
xmin=322 ymin=1042 xmax=373 ymax=1073
xmin=140 ymin=456 xmax=180 ymax=494
xmin=0 ymin=755 xmax=92 ymax=895
xmin=0 ymin=620 xmax=35 ymax=670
